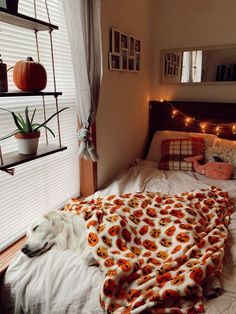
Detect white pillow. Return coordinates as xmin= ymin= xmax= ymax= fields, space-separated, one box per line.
xmin=205 ymin=138 xmax=236 ymax=178
xmin=146 ymin=130 xmax=217 ymax=162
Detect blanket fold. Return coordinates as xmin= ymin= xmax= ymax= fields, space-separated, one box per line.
xmin=65 ymin=186 xmax=234 ymax=314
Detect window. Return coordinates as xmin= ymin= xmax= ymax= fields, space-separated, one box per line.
xmin=0 ymin=0 xmax=79 ymax=252
xmin=181 ymin=50 xmax=203 ymax=83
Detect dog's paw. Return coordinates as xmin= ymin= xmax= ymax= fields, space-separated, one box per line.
xmin=203 ymin=276 xmax=223 ymax=299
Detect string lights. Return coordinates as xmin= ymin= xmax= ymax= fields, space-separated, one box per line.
xmin=184 ymin=116 xmax=194 ymax=127
xmin=162 ymin=100 xmax=236 ymax=136
xmin=215 ymin=126 xmax=221 ymax=136
xmin=232 ymin=125 xmax=236 ymax=135
xmin=199 ymin=122 xmax=207 ymax=133
xmin=171 ymin=109 xmax=178 ymax=119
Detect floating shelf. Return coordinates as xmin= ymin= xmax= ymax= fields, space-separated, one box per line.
xmin=0 ymin=91 xmax=62 ymax=97
xmin=0 ymin=7 xmax=58 ymax=31
xmin=0 ymin=144 xmax=67 ymax=170
xmin=0 ymin=6 xmax=67 ymax=173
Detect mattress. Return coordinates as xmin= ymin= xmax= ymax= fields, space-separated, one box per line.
xmin=1 ymin=160 xmax=236 ymax=314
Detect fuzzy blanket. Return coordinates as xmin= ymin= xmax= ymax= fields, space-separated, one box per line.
xmin=65 ymin=186 xmax=234 ymax=314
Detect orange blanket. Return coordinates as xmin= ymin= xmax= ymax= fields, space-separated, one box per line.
xmin=65 ymin=186 xmax=234 ymax=314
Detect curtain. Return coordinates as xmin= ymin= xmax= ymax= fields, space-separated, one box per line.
xmin=192 ymin=50 xmax=203 ymax=82
xmin=181 ymin=51 xmax=191 ymax=83
xmin=62 ymin=0 xmax=103 ymax=161
xmin=181 ymin=51 xmax=203 ymax=83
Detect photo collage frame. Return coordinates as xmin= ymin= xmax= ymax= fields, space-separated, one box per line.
xmin=109 ymin=28 xmax=141 ymax=72
xmin=164 ymin=51 xmax=180 ymax=77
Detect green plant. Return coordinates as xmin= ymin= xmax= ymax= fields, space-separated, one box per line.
xmin=0 ymin=106 xmax=68 ymax=141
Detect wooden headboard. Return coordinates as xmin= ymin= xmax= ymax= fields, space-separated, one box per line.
xmin=146 ymin=100 xmax=236 ymax=156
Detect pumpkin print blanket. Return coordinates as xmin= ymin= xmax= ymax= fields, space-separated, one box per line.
xmin=65 ymin=186 xmax=234 ymax=314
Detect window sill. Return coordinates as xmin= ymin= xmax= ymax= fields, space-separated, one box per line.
xmin=0 ymin=237 xmax=25 ymax=276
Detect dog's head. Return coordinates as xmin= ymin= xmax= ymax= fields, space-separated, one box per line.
xmin=21 ymin=211 xmax=67 ymax=258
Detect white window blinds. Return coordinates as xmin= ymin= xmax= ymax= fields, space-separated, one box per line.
xmin=0 ymin=0 xmax=79 ymax=252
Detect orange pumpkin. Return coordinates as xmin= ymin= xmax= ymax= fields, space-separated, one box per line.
xmin=162 ymin=289 xmax=179 ymax=300
xmin=13 ymin=57 xmax=47 ymax=91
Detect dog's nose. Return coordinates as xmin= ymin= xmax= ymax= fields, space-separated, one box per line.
xmin=21 ymin=244 xmax=29 ymax=254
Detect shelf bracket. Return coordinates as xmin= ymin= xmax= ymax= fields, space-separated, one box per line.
xmin=0 ymin=145 xmax=15 ymax=175
xmin=1 ymin=168 xmax=15 ymax=175
xmin=0 ymin=144 xmax=3 ymax=165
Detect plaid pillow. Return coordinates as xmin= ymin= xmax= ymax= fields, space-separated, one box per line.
xmin=158 ymin=137 xmax=204 ymax=171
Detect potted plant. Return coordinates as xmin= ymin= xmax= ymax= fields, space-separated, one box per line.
xmin=0 ymin=106 xmax=68 ymax=154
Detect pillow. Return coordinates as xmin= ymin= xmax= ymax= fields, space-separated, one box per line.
xmin=205 ymin=138 xmax=236 ymax=177
xmin=146 ymin=130 xmax=216 ymax=162
xmin=158 ymin=137 xmax=204 ymax=171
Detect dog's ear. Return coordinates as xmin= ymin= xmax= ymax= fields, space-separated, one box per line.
xmin=50 ymin=217 xmax=64 ymax=233
xmin=44 ymin=211 xmax=64 ymax=233
xmin=54 ymin=221 xmax=64 ymax=233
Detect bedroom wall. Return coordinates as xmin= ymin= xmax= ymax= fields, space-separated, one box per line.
xmin=152 ymin=0 xmax=236 ymax=102
xmin=96 ymin=0 xmax=154 ymax=188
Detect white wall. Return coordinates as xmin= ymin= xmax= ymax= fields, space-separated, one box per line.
xmin=153 ymin=0 xmax=236 ymax=102
xmin=96 ymin=0 xmax=236 ymax=189
xmin=96 ymin=0 xmax=154 ymax=188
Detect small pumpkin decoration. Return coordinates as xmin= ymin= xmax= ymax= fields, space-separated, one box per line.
xmin=13 ymin=57 xmax=47 ymax=91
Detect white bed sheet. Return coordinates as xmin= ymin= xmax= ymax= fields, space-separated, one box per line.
xmin=2 ymin=160 xmax=236 ymax=314
xmin=1 ymin=249 xmax=104 ymax=314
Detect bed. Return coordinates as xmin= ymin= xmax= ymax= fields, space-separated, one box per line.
xmin=1 ymin=100 xmax=236 ymax=314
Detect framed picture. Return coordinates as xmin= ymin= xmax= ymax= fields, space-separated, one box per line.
xmin=122 ymin=49 xmax=128 ymax=70
xmin=111 ymin=28 xmax=121 ymax=53
xmin=129 ymin=37 xmax=135 ymax=57
xmin=135 ymin=53 xmax=140 ymax=71
xmin=109 ymin=52 xmax=121 ymax=70
xmin=164 ymin=51 xmax=180 ymax=77
xmin=135 ymin=39 xmax=141 ymax=52
xmin=128 ymin=57 xmax=135 ymax=71
xmin=121 ymin=33 xmax=128 ymax=49
xmin=109 ymin=28 xmax=141 ymax=72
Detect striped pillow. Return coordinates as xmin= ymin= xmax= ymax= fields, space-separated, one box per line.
xmin=158 ymin=137 xmax=204 ymax=171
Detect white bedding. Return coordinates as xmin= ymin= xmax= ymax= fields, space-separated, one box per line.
xmin=2 ymin=160 xmax=236 ymax=314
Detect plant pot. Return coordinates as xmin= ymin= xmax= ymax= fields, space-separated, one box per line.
xmin=6 ymin=0 xmax=19 ymax=14
xmin=15 ymin=131 xmax=40 ymax=155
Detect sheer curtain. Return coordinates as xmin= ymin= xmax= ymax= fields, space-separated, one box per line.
xmin=192 ymin=50 xmax=202 ymax=82
xmin=181 ymin=50 xmax=203 ymax=83
xmin=62 ymin=0 xmax=103 ymax=161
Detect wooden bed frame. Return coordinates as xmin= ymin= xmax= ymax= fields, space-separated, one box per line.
xmin=146 ymin=100 xmax=236 ymax=156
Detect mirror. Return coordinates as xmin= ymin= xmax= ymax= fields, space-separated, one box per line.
xmin=161 ymin=45 xmax=236 ymax=84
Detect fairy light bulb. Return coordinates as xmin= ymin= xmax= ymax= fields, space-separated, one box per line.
xmin=200 ymin=122 xmax=207 ymax=133
xmin=185 ymin=117 xmax=193 ymax=127
xmin=171 ymin=109 xmax=178 ymax=118
xmin=232 ymin=125 xmax=236 ymax=135
xmin=215 ymin=126 xmax=221 ymax=136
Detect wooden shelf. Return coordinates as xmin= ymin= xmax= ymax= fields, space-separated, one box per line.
xmin=0 ymin=7 xmax=58 ymax=31
xmin=0 ymin=144 xmax=67 ymax=170
xmin=0 ymin=91 xmax=62 ymax=97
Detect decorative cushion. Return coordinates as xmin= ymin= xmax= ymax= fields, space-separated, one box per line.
xmin=158 ymin=137 xmax=204 ymax=171
xmin=205 ymin=138 xmax=236 ymax=178
xmin=146 ymin=130 xmax=216 ymax=162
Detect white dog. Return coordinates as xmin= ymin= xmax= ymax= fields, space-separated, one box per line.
xmin=21 ymin=210 xmax=97 ymax=265
xmin=21 ymin=211 xmax=222 ymax=298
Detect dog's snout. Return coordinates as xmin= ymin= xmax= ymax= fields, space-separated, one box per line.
xmin=21 ymin=244 xmax=29 ymax=254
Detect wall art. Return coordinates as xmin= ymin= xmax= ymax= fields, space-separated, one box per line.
xmin=109 ymin=28 xmax=141 ymax=72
